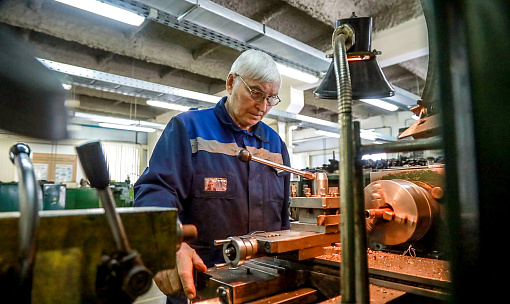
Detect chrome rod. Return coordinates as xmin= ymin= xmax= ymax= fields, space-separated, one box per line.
xmin=360 ymin=137 xmax=442 ymax=155
xmin=237 ymin=149 xmax=315 ymax=180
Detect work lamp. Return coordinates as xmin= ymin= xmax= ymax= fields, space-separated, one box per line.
xmin=314 ymin=16 xmax=395 ymax=100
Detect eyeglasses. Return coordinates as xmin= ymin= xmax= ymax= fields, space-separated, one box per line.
xmin=235 ymin=73 xmax=281 ymax=106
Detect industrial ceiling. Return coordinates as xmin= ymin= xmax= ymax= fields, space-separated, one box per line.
xmin=0 ymin=0 xmax=428 ymax=134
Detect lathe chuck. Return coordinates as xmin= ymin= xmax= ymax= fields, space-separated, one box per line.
xmin=364 ymin=179 xmax=438 ymax=246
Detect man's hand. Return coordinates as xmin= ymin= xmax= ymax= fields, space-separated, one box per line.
xmin=153 ymin=242 xmax=207 ymax=299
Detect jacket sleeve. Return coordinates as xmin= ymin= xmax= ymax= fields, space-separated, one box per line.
xmin=281 ymin=141 xmax=291 ymax=230
xmin=133 ymin=116 xmax=192 ymax=212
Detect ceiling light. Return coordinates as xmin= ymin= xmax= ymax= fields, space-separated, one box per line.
xmin=74 ymin=112 xmax=137 ymax=125
xmin=276 ymin=63 xmax=319 ymax=84
xmin=62 ymin=83 xmax=72 ymax=90
xmin=146 ymin=100 xmax=191 ymax=111
xmin=316 ymin=129 xmax=378 ymax=141
xmin=170 ymin=88 xmax=219 ymax=104
xmin=316 ymin=130 xmax=340 ymax=138
xmin=360 ymin=99 xmax=399 ymax=111
xmin=98 ymin=123 xmax=155 ymax=132
xmin=54 ymin=0 xmax=145 ymax=26
xmin=360 ymin=129 xmax=377 ymax=141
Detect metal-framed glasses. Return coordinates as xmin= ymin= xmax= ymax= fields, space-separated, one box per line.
xmin=235 ymin=73 xmax=281 ymax=106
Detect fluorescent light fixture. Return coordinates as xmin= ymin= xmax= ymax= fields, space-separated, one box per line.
xmin=146 ymin=100 xmax=191 ymax=111
xmin=74 ymin=112 xmax=137 ymax=125
xmin=360 ymin=129 xmax=377 ymax=141
xmin=54 ymin=0 xmax=145 ymax=26
xmin=98 ymin=123 xmax=155 ymax=132
xmin=73 ymin=112 xmax=166 ymax=130
xmin=170 ymin=88 xmax=218 ymax=104
xmin=316 ymin=129 xmax=378 ymax=141
xmin=276 ymin=63 xmax=319 ymax=84
xmin=316 ymin=130 xmax=340 ymax=138
xmin=360 ymin=99 xmax=399 ymax=111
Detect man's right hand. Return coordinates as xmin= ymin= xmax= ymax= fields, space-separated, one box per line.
xmin=153 ymin=242 xmax=207 ymax=300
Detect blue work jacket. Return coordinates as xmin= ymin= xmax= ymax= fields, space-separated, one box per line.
xmin=134 ymin=97 xmax=290 ymax=266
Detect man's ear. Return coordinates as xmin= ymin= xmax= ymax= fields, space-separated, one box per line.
xmin=226 ymin=73 xmax=234 ymax=95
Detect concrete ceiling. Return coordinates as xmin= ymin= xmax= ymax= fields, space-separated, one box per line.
xmin=0 ymin=0 xmax=428 ymax=127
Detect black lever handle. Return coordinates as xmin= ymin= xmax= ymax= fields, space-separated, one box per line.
xmin=76 ymin=140 xmax=152 ymax=300
xmin=75 ymin=140 xmax=110 ymax=189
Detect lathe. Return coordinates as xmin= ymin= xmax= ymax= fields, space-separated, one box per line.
xmin=189 ymin=150 xmax=450 ymax=304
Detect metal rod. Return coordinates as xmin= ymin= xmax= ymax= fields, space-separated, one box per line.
xmin=237 ymin=149 xmax=315 ymax=180
xmin=353 ymin=121 xmax=370 ymax=304
xmin=333 ymin=32 xmax=356 ymax=303
xmin=97 ymin=189 xmax=132 ymax=252
xmin=359 ymin=137 xmax=442 ymax=155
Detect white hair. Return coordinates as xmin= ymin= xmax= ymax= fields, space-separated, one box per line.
xmin=229 ymin=50 xmax=281 ymax=84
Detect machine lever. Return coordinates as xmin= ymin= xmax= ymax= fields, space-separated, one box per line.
xmin=76 ymin=140 xmax=131 ymax=252
xmin=9 ymin=143 xmax=40 ymax=303
xmin=237 ymin=149 xmax=315 ymax=180
xmin=76 ymin=140 xmax=152 ymax=301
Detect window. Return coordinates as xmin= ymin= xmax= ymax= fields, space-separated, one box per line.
xmin=101 ymin=142 xmax=143 ymax=183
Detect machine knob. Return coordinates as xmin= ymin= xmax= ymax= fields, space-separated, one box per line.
xmin=237 ymin=149 xmax=252 ymax=162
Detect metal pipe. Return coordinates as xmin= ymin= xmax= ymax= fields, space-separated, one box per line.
xmin=359 ymin=137 xmax=443 ymax=155
xmin=333 ymin=28 xmax=356 ymax=303
xmin=9 ymin=143 xmax=40 ymax=303
xmin=237 ymin=149 xmax=315 ymax=180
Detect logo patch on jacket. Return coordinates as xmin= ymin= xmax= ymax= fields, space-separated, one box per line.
xmin=204 ymin=177 xmax=227 ymax=191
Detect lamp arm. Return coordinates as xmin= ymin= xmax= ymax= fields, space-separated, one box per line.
xmin=333 ymin=31 xmax=356 ymax=303
xmin=333 ymin=27 xmax=370 ymax=304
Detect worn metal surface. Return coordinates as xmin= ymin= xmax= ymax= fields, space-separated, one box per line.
xmin=289 ymin=197 xmax=340 ymax=209
xmin=196 ymin=254 xmax=448 ymax=303
xmin=195 ymin=261 xmax=303 ymax=304
xmin=290 ymin=222 xmax=340 ymax=234
xmin=0 ymin=207 xmax=178 ymax=303
xmin=245 ymin=287 xmax=317 ymax=304
xmin=251 ymin=230 xmax=340 ymax=253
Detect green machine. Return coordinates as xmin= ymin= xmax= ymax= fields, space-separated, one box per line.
xmin=0 ymin=182 xmax=134 ymax=212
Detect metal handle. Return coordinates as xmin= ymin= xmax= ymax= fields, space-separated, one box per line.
xmin=76 ymin=140 xmax=131 ymax=252
xmin=76 ymin=140 xmax=152 ymax=299
xmin=9 ymin=143 xmax=40 ymax=303
xmin=237 ymin=149 xmax=315 ymax=180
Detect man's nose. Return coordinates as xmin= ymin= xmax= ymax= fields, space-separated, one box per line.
xmin=255 ymin=97 xmax=270 ymax=110
xmin=255 ymin=98 xmax=268 ymax=111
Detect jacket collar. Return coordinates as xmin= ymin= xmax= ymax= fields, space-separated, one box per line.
xmin=214 ymin=96 xmax=268 ymax=143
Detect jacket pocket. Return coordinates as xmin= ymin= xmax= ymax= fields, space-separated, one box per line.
xmin=267 ymin=168 xmax=285 ymax=204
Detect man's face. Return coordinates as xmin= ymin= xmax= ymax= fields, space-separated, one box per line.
xmin=225 ymin=73 xmax=280 ymax=132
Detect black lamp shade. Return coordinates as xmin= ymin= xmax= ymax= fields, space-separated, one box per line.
xmin=314 ymin=16 xmax=395 ymax=100
xmin=314 ymin=57 xmax=395 ymax=100
xmin=0 ymin=25 xmax=68 ymax=140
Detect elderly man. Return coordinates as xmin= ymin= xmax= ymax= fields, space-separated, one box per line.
xmin=134 ymin=49 xmax=290 ymax=303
